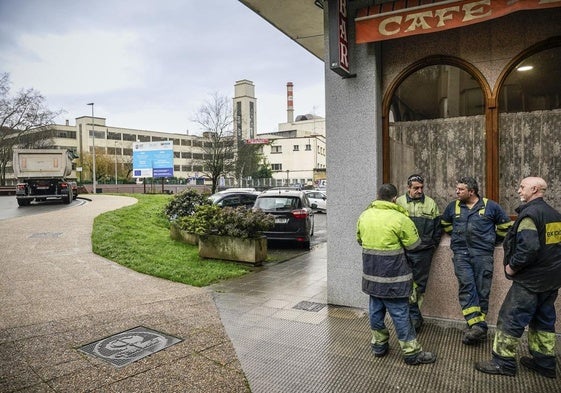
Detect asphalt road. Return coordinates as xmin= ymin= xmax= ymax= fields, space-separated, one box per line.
xmin=0 ymin=195 xmax=87 ymax=220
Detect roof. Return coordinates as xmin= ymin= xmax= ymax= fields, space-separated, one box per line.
xmin=238 ymin=0 xmax=325 ymax=59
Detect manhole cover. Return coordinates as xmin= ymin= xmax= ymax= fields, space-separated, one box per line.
xmin=293 ymin=301 xmax=326 ymax=312
xmin=78 ymin=326 xmax=182 ymax=368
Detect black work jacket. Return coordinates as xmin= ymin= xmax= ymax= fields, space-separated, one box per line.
xmin=504 ymin=198 xmax=561 ymax=292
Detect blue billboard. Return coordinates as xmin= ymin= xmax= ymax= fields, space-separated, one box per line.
xmin=132 ymin=141 xmax=174 ymax=178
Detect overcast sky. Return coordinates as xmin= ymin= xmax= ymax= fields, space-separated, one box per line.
xmin=0 ymin=0 xmax=325 ymax=135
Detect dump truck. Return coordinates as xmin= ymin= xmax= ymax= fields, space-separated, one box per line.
xmin=13 ymin=148 xmax=78 ymax=206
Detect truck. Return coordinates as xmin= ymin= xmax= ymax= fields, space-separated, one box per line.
xmin=13 ymin=148 xmax=78 ymax=206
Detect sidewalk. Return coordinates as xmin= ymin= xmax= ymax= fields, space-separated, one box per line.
xmin=0 ymin=195 xmax=248 ymax=392
xmin=212 ymin=243 xmax=561 ymax=393
xmin=1 ymin=195 xmax=559 ymax=392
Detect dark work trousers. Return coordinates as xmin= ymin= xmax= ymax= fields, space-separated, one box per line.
xmin=493 ymin=282 xmax=558 ymax=373
xmin=452 ymin=253 xmax=494 ymax=329
xmin=407 ymin=248 xmax=435 ymax=322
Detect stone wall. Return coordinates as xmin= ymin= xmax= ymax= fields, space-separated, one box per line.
xmin=423 ymin=236 xmax=561 ymax=331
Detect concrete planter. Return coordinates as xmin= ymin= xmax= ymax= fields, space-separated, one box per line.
xmin=169 ymin=222 xmax=199 ymax=245
xmin=198 ymin=234 xmax=267 ymax=265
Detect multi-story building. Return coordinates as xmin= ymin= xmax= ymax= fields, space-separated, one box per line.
xmin=233 ymin=79 xmax=326 ymax=188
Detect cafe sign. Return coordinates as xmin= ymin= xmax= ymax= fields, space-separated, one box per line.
xmin=356 ymin=0 xmax=561 ymax=43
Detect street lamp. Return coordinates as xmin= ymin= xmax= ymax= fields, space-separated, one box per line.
xmin=114 ymin=141 xmax=118 ymax=185
xmin=87 ymin=103 xmax=96 ymax=194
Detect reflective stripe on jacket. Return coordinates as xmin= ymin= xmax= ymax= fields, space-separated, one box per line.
xmin=441 ymin=197 xmax=511 ymax=256
xmin=357 ymin=200 xmax=421 ymax=298
xmin=396 ymin=193 xmax=442 ymax=250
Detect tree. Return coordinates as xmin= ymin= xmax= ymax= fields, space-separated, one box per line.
xmin=252 ymin=162 xmax=272 ymax=179
xmin=80 ymin=149 xmax=115 ymax=184
xmin=0 ymin=73 xmax=62 ymax=185
xmin=192 ymin=92 xmax=236 ymax=194
xmin=235 ymin=141 xmax=262 ymax=183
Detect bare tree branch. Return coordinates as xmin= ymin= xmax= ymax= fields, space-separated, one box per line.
xmin=192 ymin=92 xmax=236 ymax=193
xmin=0 ymin=72 xmax=63 ymax=185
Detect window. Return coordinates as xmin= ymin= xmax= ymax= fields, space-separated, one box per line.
xmin=55 ymin=131 xmax=77 ymax=139
xmin=271 ymin=164 xmax=282 ymax=171
xmin=498 ymin=45 xmax=561 ymax=214
xmin=107 ymin=132 xmax=121 ymax=141
xmin=386 ymin=62 xmax=485 ymax=210
xmin=89 ymin=130 xmax=105 ymax=139
xmin=305 ymin=144 xmax=311 ymax=151
xmin=271 ymin=145 xmax=282 ymax=154
xmin=293 ymin=145 xmax=299 ymax=151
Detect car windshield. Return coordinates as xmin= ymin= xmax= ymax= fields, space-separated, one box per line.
xmin=255 ymin=196 xmax=300 ymax=210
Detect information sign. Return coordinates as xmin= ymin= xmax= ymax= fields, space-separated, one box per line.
xmin=132 ymin=141 xmax=174 ymax=178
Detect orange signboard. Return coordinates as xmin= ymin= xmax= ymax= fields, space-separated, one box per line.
xmin=356 ymin=0 xmax=561 ymax=43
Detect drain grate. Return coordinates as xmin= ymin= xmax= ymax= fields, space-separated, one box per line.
xmin=293 ymin=301 xmax=326 ymax=312
xmin=78 ymin=326 xmax=182 ymax=368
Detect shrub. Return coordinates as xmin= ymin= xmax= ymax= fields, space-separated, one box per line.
xmin=164 ymin=189 xmax=210 ymax=220
xmin=176 ymin=204 xmax=274 ymax=239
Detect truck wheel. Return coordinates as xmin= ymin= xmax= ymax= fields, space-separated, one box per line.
xmin=17 ymin=199 xmax=31 ymax=207
xmin=63 ymin=190 xmax=72 ymax=204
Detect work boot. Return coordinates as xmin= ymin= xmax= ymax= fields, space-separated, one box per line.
xmin=371 ymin=343 xmax=388 ymax=358
xmin=462 ymin=325 xmax=487 ymax=345
xmin=475 ymin=360 xmax=516 ymax=376
xmin=404 ymin=351 xmax=436 ymax=365
xmin=520 ymin=356 xmax=557 ymax=379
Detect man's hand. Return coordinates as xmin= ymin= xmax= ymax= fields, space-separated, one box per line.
xmin=505 ymin=264 xmax=516 ymax=276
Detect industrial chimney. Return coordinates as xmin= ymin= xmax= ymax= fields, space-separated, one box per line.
xmin=287 ymin=82 xmax=294 ymax=123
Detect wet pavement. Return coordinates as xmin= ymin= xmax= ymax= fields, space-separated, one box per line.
xmin=212 ymin=243 xmax=561 ymax=393
xmin=1 ymin=195 xmax=559 ymax=392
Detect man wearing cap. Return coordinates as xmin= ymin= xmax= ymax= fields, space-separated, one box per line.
xmin=396 ymin=174 xmax=442 ymax=331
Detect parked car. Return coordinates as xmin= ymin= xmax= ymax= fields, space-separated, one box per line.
xmin=208 ymin=190 xmax=259 ymax=209
xmin=304 ymin=190 xmax=326 ymax=213
xmin=253 ymin=189 xmax=315 ymax=248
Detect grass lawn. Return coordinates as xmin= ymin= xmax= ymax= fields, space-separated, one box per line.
xmin=91 ymin=194 xmax=252 ymax=286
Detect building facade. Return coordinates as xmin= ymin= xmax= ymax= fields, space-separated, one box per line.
xmin=240 ymin=0 xmax=561 ymax=329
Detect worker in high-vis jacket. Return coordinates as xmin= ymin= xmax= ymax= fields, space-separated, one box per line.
xmin=357 ymin=183 xmax=436 ymax=365
xmin=396 ymin=174 xmax=442 ymax=331
xmin=476 ymin=177 xmax=561 ymax=378
xmin=441 ymin=176 xmax=512 ymax=346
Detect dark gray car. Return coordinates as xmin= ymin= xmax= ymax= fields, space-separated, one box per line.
xmin=208 ymin=191 xmax=259 ymax=208
xmin=254 ymin=189 xmax=315 ymax=248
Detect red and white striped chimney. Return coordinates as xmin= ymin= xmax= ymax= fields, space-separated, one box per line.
xmin=287 ymin=82 xmax=294 ymax=123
